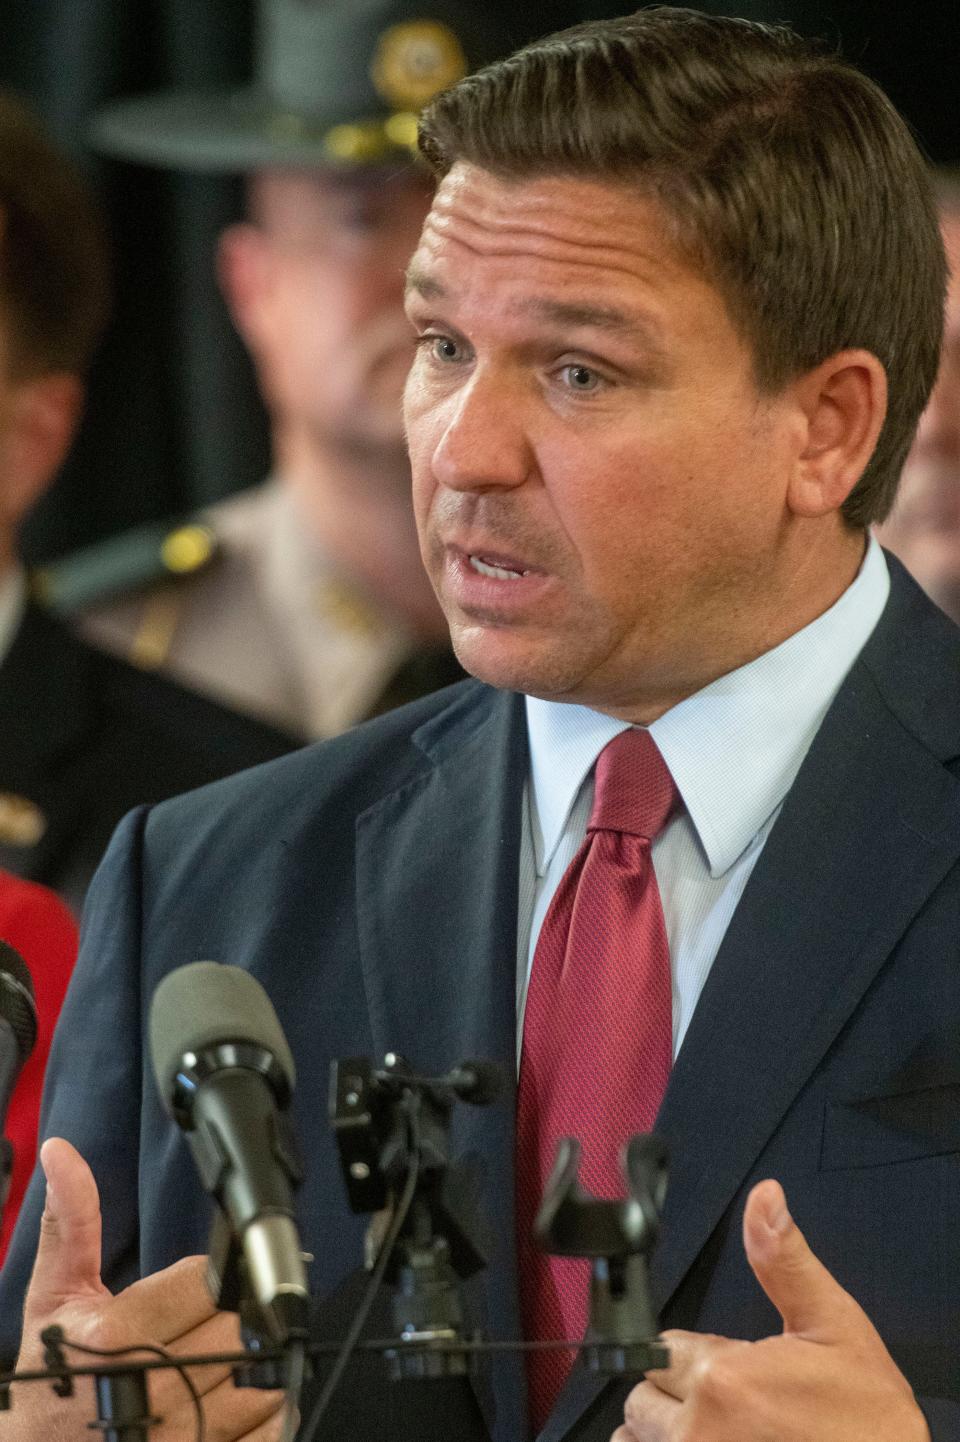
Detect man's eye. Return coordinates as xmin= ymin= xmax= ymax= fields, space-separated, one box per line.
xmin=560 ymin=363 xmax=602 ymax=392
xmin=430 ymin=336 xmax=462 ymax=362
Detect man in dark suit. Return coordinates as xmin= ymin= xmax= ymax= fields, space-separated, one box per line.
xmin=0 ymin=11 xmax=956 ymax=1442
xmin=0 ymin=91 xmax=299 ymax=911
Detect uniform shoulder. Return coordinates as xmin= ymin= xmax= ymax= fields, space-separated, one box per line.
xmin=31 ymin=513 xmax=226 ymax=619
xmin=32 ymin=485 xmax=278 ymax=621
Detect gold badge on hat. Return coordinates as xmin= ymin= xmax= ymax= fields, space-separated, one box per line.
xmin=371 ymin=20 xmax=468 ymax=111
xmin=0 ymin=794 xmax=47 ymax=849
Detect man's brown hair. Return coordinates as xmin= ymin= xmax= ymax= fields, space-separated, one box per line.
xmin=418 ymin=7 xmax=946 ymax=526
xmin=0 ymin=91 xmax=109 ymax=380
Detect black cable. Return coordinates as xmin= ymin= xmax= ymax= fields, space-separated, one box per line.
xmin=55 ymin=1336 xmax=204 ymax=1442
xmin=280 ymin=1338 xmax=306 ymax=1442
xmin=298 ymin=1103 xmax=423 ymax=1442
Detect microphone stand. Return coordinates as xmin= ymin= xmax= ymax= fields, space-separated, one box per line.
xmin=535 ymin=1133 xmax=670 ymax=1377
xmin=40 ymin=1327 xmax=160 ymax=1442
xmin=329 ymin=1053 xmax=490 ymax=1381
xmin=0 ymin=1056 xmax=671 ymax=1439
xmin=90 ymin=1371 xmax=158 ymax=1442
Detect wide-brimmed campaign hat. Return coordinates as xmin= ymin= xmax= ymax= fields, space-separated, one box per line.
xmin=91 ymin=0 xmax=571 ymax=172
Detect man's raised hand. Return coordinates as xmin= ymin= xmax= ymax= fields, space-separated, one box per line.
xmin=6 ymin=1137 xmax=287 ymax=1442
xmin=613 ymin=1179 xmax=930 ymax=1442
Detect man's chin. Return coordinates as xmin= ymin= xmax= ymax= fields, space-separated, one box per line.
xmin=448 ymin=625 xmax=585 ymax=700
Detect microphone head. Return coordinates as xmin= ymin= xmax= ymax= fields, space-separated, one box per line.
xmin=149 ymin=962 xmax=295 ymax=1114
xmin=0 ymin=940 xmax=37 ymax=1065
xmin=450 ymin=1060 xmax=503 ymax=1106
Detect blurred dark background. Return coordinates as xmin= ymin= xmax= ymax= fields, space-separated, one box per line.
xmin=2 ymin=0 xmax=957 ymax=564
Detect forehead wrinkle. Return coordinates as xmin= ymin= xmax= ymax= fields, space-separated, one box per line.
xmin=516 ymin=297 xmax=663 ymax=346
xmin=411 ymin=225 xmax=674 ymax=298
xmin=413 ymin=201 xmax=693 ymax=308
xmin=425 ymin=203 xmax=654 ymax=264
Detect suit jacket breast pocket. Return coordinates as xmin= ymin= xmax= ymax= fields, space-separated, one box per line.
xmin=820 ymin=1083 xmax=960 ymax=1171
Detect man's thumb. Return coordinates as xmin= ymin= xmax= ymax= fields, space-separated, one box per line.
xmin=24 ymin=1138 xmax=108 ymax=1320
xmin=743 ymin=1179 xmax=867 ymax=1339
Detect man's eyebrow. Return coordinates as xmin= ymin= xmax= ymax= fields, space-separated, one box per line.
xmin=405 ymin=264 xmax=445 ymax=299
xmin=403 ymin=273 xmax=666 ymax=355
xmin=518 ymin=297 xmax=662 ymax=344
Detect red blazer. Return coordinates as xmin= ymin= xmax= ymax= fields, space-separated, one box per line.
xmin=0 ymin=872 xmax=77 ymax=1262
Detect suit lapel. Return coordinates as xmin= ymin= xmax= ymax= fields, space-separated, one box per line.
xmin=648 ymin=561 xmax=960 ymax=1318
xmin=354 ymin=684 xmax=529 ymax=1442
xmin=650 ymin=654 xmax=960 ymax=1311
xmin=546 ymin=562 xmax=960 ymax=1439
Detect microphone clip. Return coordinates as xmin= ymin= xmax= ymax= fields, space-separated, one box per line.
xmin=329 ymin=1053 xmax=501 ymax=1379
xmin=535 ymin=1133 xmax=670 ymax=1377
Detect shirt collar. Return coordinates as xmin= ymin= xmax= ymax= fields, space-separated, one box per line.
xmin=526 ymin=537 xmax=890 ymax=879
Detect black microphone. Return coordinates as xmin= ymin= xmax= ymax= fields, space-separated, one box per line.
xmin=149 ymin=961 xmax=308 ymax=1343
xmin=0 ymin=940 xmax=38 ymax=1212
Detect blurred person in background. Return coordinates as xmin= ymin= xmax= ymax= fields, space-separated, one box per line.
xmin=876 ymin=176 xmax=960 ymax=618
xmin=49 ymin=0 xmax=573 ymax=741
xmin=0 ymin=91 xmax=299 ymax=910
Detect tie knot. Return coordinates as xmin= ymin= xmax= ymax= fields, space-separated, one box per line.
xmin=589 ymin=728 xmax=677 ymax=839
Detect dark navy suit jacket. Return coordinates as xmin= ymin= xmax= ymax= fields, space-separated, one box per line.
xmin=2 ymin=556 xmax=960 ymax=1441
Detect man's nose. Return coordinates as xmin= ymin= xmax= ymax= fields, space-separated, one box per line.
xmin=431 ymin=369 xmax=535 ymax=493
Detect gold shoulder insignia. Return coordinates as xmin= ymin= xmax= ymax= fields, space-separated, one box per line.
xmin=31 ymin=518 xmax=220 ymax=617
xmin=160 ymin=524 xmax=216 ymax=575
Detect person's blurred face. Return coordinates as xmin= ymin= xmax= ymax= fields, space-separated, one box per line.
xmin=0 ymin=293 xmax=81 ymax=559
xmin=877 ymin=211 xmax=960 ymax=620
xmin=223 ymin=167 xmax=433 ymax=454
xmin=404 ymin=165 xmax=818 ymax=719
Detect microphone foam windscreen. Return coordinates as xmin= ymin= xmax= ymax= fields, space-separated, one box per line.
xmin=0 ymin=940 xmax=37 ymax=1062
xmin=149 ymin=961 xmax=296 ymax=1110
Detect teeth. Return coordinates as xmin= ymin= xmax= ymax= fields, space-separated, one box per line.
xmin=470 ymin=555 xmax=527 ymax=581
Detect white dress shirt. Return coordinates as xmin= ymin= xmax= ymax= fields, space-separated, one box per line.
xmin=516 ymin=538 xmax=891 ymax=1064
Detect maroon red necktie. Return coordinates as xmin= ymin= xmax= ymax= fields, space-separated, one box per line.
xmin=515 ymin=727 xmax=678 ymax=1435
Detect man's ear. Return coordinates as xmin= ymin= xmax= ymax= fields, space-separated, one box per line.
xmin=0 ymin=373 xmax=83 ymax=525
xmin=785 ymin=350 xmax=888 ymax=518
xmin=216 ymin=223 xmax=274 ymax=355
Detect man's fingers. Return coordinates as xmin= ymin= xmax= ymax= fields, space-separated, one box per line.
xmin=105 ymin=1254 xmax=222 ymax=1348
xmin=155 ymin=1370 xmax=284 ymax=1442
xmin=743 ymin=1179 xmax=869 ymax=1339
xmin=25 ymin=1138 xmax=108 ymax=1321
xmin=618 ymin=1373 xmax=682 ymax=1438
xmin=236 ymin=1409 xmax=288 ymax=1442
xmin=643 ymin=1329 xmax=746 ymax=1401
xmin=162 ymin=1306 xmax=253 ymax=1397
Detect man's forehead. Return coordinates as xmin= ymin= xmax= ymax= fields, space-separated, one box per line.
xmin=410 ymin=162 xmax=696 ymax=286
xmin=405 ymin=168 xmax=713 ymax=348
xmin=404 ymin=261 xmax=664 ymax=345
